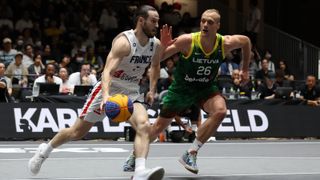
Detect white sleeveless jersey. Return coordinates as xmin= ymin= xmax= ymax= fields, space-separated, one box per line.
xmin=109 ymin=29 xmax=157 ymax=101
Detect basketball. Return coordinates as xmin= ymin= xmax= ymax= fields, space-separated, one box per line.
xmin=105 ymin=94 xmax=134 ymax=123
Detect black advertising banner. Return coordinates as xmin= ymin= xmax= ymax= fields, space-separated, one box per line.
xmin=0 ymin=100 xmax=319 ymax=140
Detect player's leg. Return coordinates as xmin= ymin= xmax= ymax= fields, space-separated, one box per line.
xmin=129 ymin=102 xmax=164 ymax=180
xmin=28 ymin=118 xmax=94 ymax=175
xmin=28 ymin=82 xmax=103 ymax=175
xmin=197 ymin=95 xmax=226 ymax=143
xmin=179 ymin=94 xmax=226 ymax=174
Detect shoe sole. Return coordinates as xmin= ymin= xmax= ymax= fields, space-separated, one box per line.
xmin=131 ymin=167 xmax=165 ymax=180
xmin=178 ymin=158 xmax=199 ymax=174
xmin=148 ymin=167 xmax=165 ymax=180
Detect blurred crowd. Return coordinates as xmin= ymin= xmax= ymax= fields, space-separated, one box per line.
xmin=0 ymin=0 xmax=319 ymax=106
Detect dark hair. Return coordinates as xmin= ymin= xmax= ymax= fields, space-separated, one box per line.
xmin=134 ymin=5 xmax=156 ymax=26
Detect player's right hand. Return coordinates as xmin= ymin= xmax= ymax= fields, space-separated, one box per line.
xmin=100 ymin=94 xmax=110 ymax=113
xmin=160 ymin=24 xmax=175 ymax=47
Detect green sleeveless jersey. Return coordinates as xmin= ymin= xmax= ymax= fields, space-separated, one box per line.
xmin=172 ymin=32 xmax=225 ymax=88
xmin=160 ymin=32 xmax=225 ymax=117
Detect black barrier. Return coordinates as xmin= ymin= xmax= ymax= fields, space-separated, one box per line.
xmin=0 ymin=99 xmax=319 ymax=140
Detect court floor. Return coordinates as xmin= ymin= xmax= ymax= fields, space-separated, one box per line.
xmin=0 ymin=139 xmax=320 ymax=180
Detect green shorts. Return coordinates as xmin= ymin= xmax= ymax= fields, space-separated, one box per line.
xmin=159 ymin=83 xmax=220 ymax=118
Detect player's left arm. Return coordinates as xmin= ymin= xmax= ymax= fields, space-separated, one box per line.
xmin=146 ymin=39 xmax=162 ymax=105
xmin=224 ymin=35 xmax=251 ymax=83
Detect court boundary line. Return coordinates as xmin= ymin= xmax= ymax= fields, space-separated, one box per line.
xmin=2 ymin=156 xmax=320 ymax=161
xmin=15 ymin=172 xmax=320 ymax=180
xmin=1 ymin=141 xmax=320 ymax=147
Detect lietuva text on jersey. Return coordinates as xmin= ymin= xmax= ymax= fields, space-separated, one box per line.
xmin=130 ymin=55 xmax=152 ymax=64
xmin=192 ymin=57 xmax=220 ymax=64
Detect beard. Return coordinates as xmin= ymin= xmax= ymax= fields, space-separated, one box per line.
xmin=142 ymin=23 xmax=156 ymax=38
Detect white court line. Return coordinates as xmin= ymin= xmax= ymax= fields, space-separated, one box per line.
xmin=2 ymin=156 xmax=320 ymax=161
xmin=1 ymin=141 xmax=320 ymax=147
xmin=15 ymin=172 xmax=320 ymax=180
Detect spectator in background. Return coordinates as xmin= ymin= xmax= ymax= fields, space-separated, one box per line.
xmin=257 ymin=73 xmax=277 ymax=99
xmin=28 ymin=53 xmax=45 ymax=86
xmin=84 ymin=46 xmax=104 ymax=75
xmin=15 ymin=12 xmax=33 ymax=33
xmin=68 ymin=63 xmax=97 ymax=87
xmin=5 ymin=52 xmax=28 ymax=87
xmin=0 ymin=37 xmax=18 ymax=67
xmin=0 ymin=62 xmax=12 ymax=102
xmin=299 ymin=75 xmax=320 ymax=106
xmin=70 ymin=46 xmax=86 ymax=72
xmin=231 ymin=69 xmax=254 ymax=98
xmin=245 ymin=0 xmax=261 ymax=47
xmin=5 ymin=52 xmax=29 ymax=101
xmin=259 ymin=49 xmax=275 ymax=72
xmin=255 ymin=58 xmax=274 ymax=85
xmin=58 ymin=67 xmax=72 ymax=95
xmin=22 ymin=44 xmax=34 ymax=68
xmin=14 ymin=35 xmax=24 ymax=51
xmin=278 ymin=59 xmax=294 ymax=81
xmin=0 ymin=11 xmax=14 ymax=30
xmin=218 ymin=51 xmax=239 ymax=76
xmin=32 ymin=63 xmax=62 ymax=96
xmin=41 ymin=44 xmax=56 ymax=65
xmin=58 ymin=55 xmax=73 ymax=74
xmin=158 ymin=57 xmax=175 ymax=92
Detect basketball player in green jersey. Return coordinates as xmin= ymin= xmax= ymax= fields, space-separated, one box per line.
xmin=123 ymin=8 xmax=251 ymax=175
xmin=155 ymin=9 xmax=251 ymax=174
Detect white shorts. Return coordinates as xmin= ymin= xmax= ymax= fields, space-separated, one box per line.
xmin=79 ymin=81 xmax=144 ymax=123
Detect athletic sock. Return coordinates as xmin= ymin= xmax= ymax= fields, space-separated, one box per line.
xmin=188 ymin=138 xmax=203 ymax=153
xmin=135 ymin=158 xmax=146 ymax=172
xmin=41 ymin=141 xmax=54 ymax=157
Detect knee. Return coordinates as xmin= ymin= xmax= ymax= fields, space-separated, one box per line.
xmin=70 ymin=128 xmax=87 ymax=140
xmin=134 ymin=119 xmax=150 ymax=136
xmin=212 ymin=107 xmax=227 ymax=121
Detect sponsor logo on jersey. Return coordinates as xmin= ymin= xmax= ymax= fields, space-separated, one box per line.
xmin=113 ymin=70 xmax=124 ymax=78
xmin=184 ymin=74 xmax=210 ymax=83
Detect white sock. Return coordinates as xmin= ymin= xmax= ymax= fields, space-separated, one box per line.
xmin=135 ymin=158 xmax=146 ymax=172
xmin=41 ymin=141 xmax=54 ymax=157
xmin=188 ymin=138 xmax=203 ymax=153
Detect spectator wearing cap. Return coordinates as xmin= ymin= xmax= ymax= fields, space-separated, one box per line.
xmin=0 ymin=37 xmax=18 ymax=67
xmin=5 ymin=52 xmax=29 ymax=100
xmin=257 ymin=72 xmax=277 ymax=99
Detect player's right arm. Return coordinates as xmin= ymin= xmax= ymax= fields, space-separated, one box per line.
xmin=100 ymin=34 xmax=130 ymax=110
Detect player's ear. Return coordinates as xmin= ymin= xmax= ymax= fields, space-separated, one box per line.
xmin=138 ymin=16 xmax=144 ymax=23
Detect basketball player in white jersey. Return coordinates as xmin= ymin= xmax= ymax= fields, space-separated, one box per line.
xmin=28 ymin=5 xmax=170 ymax=180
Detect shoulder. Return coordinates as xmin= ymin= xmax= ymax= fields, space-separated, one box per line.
xmin=69 ymin=72 xmax=80 ymax=78
xmin=110 ymin=33 xmax=131 ymax=56
xmin=54 ymin=76 xmax=63 ymax=83
xmin=176 ymin=33 xmax=192 ymax=44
